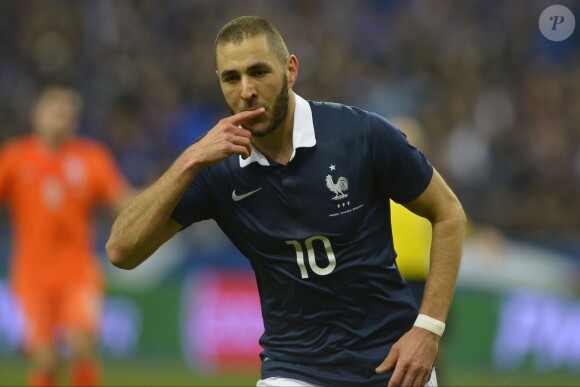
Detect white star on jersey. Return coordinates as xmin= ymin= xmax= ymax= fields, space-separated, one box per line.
xmin=329 ymin=164 xmax=336 ymax=171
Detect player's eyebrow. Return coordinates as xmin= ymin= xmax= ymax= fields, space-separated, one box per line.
xmin=246 ymin=62 xmax=272 ymax=72
xmin=220 ymin=62 xmax=273 ymax=79
xmin=220 ymin=69 xmax=238 ymax=80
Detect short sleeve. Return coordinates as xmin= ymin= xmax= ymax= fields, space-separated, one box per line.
xmin=92 ymin=144 xmax=130 ymax=204
xmin=368 ymin=113 xmax=433 ymax=203
xmin=171 ymin=169 xmax=214 ymax=228
xmin=0 ymin=143 xmax=16 ymax=202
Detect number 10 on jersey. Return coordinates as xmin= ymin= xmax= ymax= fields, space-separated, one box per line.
xmin=286 ymin=236 xmax=336 ymax=279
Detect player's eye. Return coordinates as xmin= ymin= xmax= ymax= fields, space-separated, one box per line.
xmin=223 ymin=75 xmax=239 ymax=84
xmin=252 ymin=70 xmax=268 ymax=77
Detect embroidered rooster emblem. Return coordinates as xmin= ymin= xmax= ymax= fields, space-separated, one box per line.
xmin=325 ymin=175 xmax=349 ymax=200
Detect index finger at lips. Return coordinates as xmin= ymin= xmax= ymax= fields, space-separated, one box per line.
xmin=229 ymin=107 xmax=265 ymax=126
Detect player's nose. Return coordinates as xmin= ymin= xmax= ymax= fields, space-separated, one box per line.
xmin=240 ymin=76 xmax=257 ymax=101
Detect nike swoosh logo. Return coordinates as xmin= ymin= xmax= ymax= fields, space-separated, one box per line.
xmin=232 ymin=188 xmax=262 ymax=202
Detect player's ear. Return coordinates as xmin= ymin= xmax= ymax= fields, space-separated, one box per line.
xmin=287 ymin=55 xmax=298 ymax=89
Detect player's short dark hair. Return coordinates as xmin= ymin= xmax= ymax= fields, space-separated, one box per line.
xmin=215 ymin=16 xmax=289 ymax=66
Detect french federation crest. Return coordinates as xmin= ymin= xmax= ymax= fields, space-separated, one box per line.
xmin=325 ymin=174 xmax=349 ymax=200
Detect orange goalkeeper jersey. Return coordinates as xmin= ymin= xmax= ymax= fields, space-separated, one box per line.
xmin=0 ymin=135 xmax=128 ymax=291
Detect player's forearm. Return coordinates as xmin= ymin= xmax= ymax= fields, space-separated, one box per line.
xmin=107 ymin=109 xmax=259 ymax=269
xmin=106 ymin=156 xmax=200 ymax=269
xmin=419 ymin=200 xmax=466 ymax=322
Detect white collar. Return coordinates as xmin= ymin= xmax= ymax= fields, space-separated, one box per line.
xmin=239 ymin=92 xmax=316 ymax=167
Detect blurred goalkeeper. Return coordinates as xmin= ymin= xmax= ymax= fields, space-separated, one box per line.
xmin=0 ymin=85 xmax=132 ymax=387
xmin=107 ymin=16 xmax=465 ymax=387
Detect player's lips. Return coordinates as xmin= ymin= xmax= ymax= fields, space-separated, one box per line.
xmin=242 ymin=107 xmax=266 ymax=123
xmin=244 ymin=106 xmax=265 ymax=112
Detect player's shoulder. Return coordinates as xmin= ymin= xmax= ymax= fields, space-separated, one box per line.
xmin=0 ymin=135 xmax=36 ymax=158
xmin=309 ymin=100 xmax=370 ymax=121
xmin=70 ymin=137 xmax=114 ymax=158
xmin=308 ymin=99 xmax=400 ymax=139
xmin=1 ymin=135 xmax=34 ymax=148
xmin=308 ymin=100 xmax=371 ymax=139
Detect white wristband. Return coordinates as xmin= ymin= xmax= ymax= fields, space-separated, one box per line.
xmin=413 ymin=314 xmax=446 ymax=337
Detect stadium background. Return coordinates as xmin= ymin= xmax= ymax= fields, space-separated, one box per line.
xmin=1 ymin=0 xmax=580 ymax=385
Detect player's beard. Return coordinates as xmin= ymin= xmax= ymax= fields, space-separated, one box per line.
xmin=232 ymin=74 xmax=289 ymax=138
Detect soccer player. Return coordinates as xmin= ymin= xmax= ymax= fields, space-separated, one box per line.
xmin=106 ymin=16 xmax=465 ymax=387
xmin=0 ymin=85 xmax=132 ymax=387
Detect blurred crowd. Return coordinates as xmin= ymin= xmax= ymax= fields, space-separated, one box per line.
xmin=1 ymin=0 xmax=579 ymax=245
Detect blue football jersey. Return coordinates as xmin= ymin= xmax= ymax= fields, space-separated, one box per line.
xmin=172 ymin=96 xmax=433 ymax=386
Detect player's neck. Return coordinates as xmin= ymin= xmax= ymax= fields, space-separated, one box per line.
xmin=36 ymin=132 xmax=68 ymax=151
xmin=252 ymin=93 xmax=296 ymax=165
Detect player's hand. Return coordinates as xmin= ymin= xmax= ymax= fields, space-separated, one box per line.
xmin=375 ymin=327 xmax=439 ymax=387
xmin=187 ymin=108 xmax=265 ymax=167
